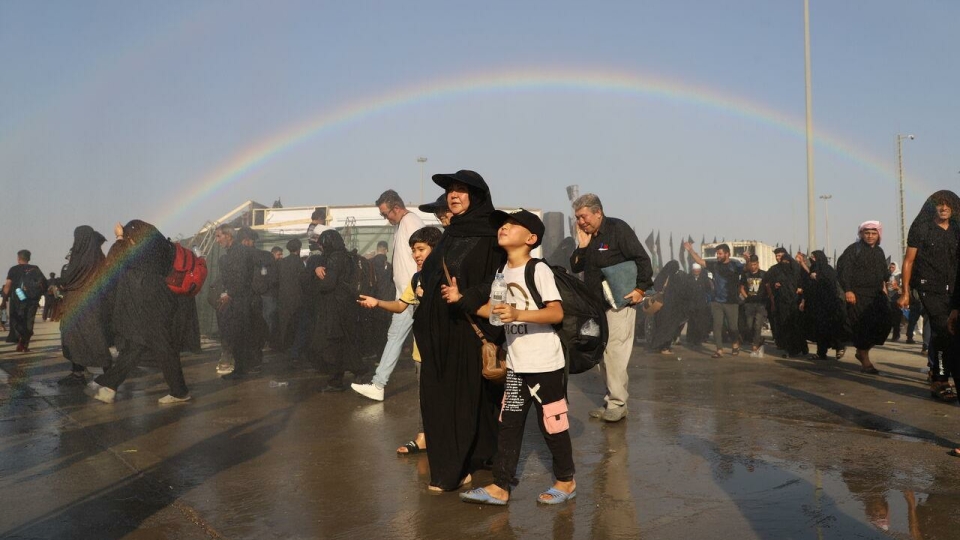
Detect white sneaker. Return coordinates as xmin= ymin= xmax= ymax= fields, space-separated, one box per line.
xmin=93 ymin=386 xmax=116 ymax=404
xmin=351 ymin=383 xmax=384 ymax=402
xmin=85 ymin=380 xmax=103 ymax=396
xmin=158 ymin=394 xmax=192 ymax=405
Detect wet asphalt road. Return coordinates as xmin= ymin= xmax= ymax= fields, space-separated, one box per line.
xmin=3 ymin=320 xmax=960 ymax=539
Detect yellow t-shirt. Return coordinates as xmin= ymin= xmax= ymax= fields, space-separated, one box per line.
xmin=399 ymin=281 xmax=421 ymax=362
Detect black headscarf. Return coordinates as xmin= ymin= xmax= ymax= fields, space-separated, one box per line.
xmin=318 ymin=229 xmax=346 ymax=254
xmin=121 ymin=219 xmax=174 ymax=276
xmin=420 ymin=172 xmax=497 ymax=282
xmin=60 ymin=226 xmax=106 ymax=292
xmin=437 ymin=172 xmax=496 ymax=239
xmin=653 ymin=260 xmax=680 ymax=292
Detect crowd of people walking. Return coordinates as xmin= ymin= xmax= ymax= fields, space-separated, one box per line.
xmin=3 ymin=178 xmax=960 ymax=504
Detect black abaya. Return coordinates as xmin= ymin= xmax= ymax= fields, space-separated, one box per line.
xmin=414 ymin=173 xmax=506 ymax=491
xmin=59 ymin=226 xmax=113 ymax=367
xmin=802 ymin=251 xmax=848 ymax=357
xmin=769 ymin=256 xmax=807 ymax=356
xmin=649 ymin=262 xmax=697 ymax=351
xmin=276 ymin=252 xmax=304 ymax=351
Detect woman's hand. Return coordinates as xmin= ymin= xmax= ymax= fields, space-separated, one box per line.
xmin=441 ymin=276 xmax=462 ymax=304
xmin=845 ymin=291 xmax=856 ymax=305
xmin=357 ymin=295 xmax=378 ymax=309
xmin=114 ymin=222 xmax=124 ymax=239
xmin=315 ymin=266 xmax=327 ymax=280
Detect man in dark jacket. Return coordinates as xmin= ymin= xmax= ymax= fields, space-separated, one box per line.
xmin=216 ymin=225 xmax=259 ymax=380
xmin=3 ymin=250 xmax=47 ymax=352
xmin=570 ymin=194 xmax=653 ymax=423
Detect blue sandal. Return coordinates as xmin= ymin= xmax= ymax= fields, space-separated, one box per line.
xmin=537 ymin=487 xmax=576 ymax=505
xmin=459 ymin=487 xmax=508 ymax=506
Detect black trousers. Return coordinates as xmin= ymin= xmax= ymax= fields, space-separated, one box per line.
xmin=918 ymin=290 xmax=957 ymax=383
xmin=493 ymin=368 xmax=575 ymax=492
xmin=217 ymin=295 xmax=257 ymax=373
xmin=742 ymin=303 xmax=767 ymax=348
xmin=7 ymin=298 xmax=38 ymax=345
xmin=96 ymin=340 xmax=188 ymax=398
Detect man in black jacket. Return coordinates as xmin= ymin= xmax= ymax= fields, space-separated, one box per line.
xmin=570 ymin=194 xmax=653 ymax=423
xmin=3 ymin=250 xmax=46 ymax=352
xmin=216 ymin=225 xmax=259 ymax=380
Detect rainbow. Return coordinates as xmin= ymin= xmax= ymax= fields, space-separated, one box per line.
xmin=156 ymin=66 xmax=905 ymax=230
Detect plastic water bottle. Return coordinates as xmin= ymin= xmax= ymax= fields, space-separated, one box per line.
xmin=489 ymin=273 xmax=507 ymax=326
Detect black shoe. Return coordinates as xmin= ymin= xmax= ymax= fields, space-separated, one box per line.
xmin=57 ymin=373 xmax=86 ymax=386
xmin=221 ymin=371 xmax=246 ymax=381
xmin=322 ymin=383 xmax=346 ymax=393
xmin=906 ymin=338 xmax=916 ymax=344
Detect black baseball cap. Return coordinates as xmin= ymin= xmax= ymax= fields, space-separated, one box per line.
xmin=418 ymin=193 xmax=448 ymax=213
xmin=489 ymin=208 xmax=545 ymax=248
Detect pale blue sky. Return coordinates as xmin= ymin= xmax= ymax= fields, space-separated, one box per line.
xmin=2 ymin=1 xmax=957 ymax=273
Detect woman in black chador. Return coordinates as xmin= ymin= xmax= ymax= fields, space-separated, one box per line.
xmin=837 ymin=221 xmax=891 ymax=374
xmin=58 ymin=225 xmax=113 ymax=385
xmin=648 ymin=261 xmax=697 ymax=354
xmin=769 ymin=253 xmax=808 ymax=357
xmin=414 ymin=170 xmax=506 ymax=492
xmin=307 ymin=229 xmax=367 ymax=391
xmin=801 ymin=250 xmax=848 ymax=360
xmin=90 ymin=220 xmax=190 ymax=404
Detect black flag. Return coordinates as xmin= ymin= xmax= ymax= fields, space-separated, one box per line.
xmin=669 ymin=232 xmax=675 ymax=263
xmin=655 ymin=231 xmax=663 ymax=274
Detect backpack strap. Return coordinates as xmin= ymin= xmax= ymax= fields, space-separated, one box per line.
xmin=524 ymin=258 xmax=546 ymax=309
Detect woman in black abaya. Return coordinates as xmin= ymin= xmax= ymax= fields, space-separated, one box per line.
xmin=91 ymin=220 xmax=189 ymax=404
xmin=802 ymin=250 xmax=848 ymax=360
xmin=414 ymin=170 xmax=506 ymax=492
xmin=837 ymin=221 xmax=891 ymax=374
xmin=769 ymin=253 xmax=808 ymax=357
xmin=58 ymin=226 xmax=113 ymax=385
xmin=648 ymin=261 xmax=697 ymax=354
xmin=308 ymin=229 xmax=366 ymax=391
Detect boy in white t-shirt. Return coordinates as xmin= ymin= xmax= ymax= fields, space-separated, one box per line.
xmin=460 ymin=209 xmax=576 ymax=506
xmin=357 ymin=226 xmax=442 ymax=456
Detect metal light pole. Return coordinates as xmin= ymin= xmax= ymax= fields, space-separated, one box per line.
xmin=896 ymin=134 xmax=914 ymax=258
xmin=819 ymin=194 xmax=832 ymax=257
xmin=417 ymin=156 xmax=428 ymax=204
xmin=803 ymin=0 xmax=817 ymax=254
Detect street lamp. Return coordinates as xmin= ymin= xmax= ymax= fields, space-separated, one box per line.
xmin=819 ymin=194 xmax=832 ymax=258
xmin=417 ymin=156 xmax=428 ymax=204
xmin=897 ymin=134 xmax=914 ymax=258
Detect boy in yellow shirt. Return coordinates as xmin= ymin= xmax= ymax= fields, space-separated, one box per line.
xmin=358 ymin=226 xmax=441 ymax=455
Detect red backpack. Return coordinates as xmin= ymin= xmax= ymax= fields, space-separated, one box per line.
xmin=166 ymin=243 xmax=208 ymax=296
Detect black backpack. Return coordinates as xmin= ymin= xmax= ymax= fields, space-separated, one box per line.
xmin=500 ymin=259 xmax=608 ymax=375
xmin=19 ymin=267 xmax=45 ymax=301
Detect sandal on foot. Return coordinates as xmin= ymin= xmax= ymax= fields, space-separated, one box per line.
xmin=860 ymin=366 xmax=880 ymax=375
xmin=459 ymin=487 xmax=507 ymax=506
xmin=836 ymin=348 xmax=846 ymax=360
xmin=537 ymin=487 xmax=577 ymax=505
xmin=659 ymin=349 xmax=674 ymax=355
xmin=397 ymin=441 xmax=425 ymax=455
xmin=931 ymin=383 xmax=958 ymax=402
xmin=950 ymin=448 xmax=960 ymax=458
xmin=711 ymin=351 xmax=723 ymax=359
xmin=731 ymin=346 xmax=740 ymax=356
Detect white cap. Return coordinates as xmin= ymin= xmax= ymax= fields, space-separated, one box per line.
xmin=692 ymin=263 xmax=702 ymax=270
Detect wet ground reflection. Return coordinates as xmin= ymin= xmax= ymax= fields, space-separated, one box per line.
xmin=2 ymin=323 xmax=960 ymax=538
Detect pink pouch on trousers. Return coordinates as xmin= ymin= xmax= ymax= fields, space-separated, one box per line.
xmin=542 ymin=399 xmax=570 ymax=434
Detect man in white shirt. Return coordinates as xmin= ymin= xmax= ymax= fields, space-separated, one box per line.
xmin=352 ymin=190 xmax=424 ymax=401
